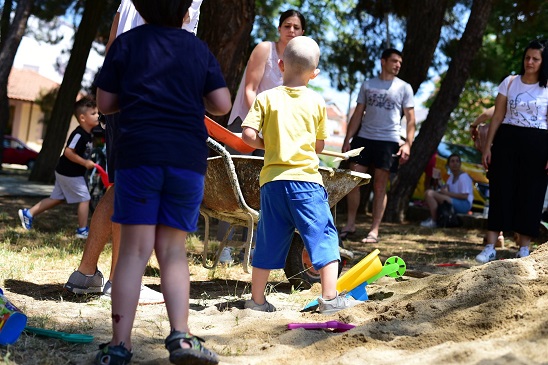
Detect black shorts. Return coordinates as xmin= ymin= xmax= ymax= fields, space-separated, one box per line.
xmin=105 ymin=113 xmax=120 ymax=184
xmin=349 ymin=137 xmax=399 ymax=171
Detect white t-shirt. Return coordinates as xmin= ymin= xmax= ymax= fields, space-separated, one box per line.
xmin=116 ymin=0 xmax=202 ymax=36
xmin=447 ymin=172 xmax=473 ymax=206
xmin=498 ymin=75 xmax=548 ymax=130
xmin=356 ymin=76 xmax=415 ymax=143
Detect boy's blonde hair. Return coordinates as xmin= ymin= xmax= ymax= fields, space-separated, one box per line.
xmin=283 ymin=36 xmax=320 ymax=74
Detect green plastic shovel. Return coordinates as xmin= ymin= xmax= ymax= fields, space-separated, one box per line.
xmin=24 ymin=326 xmax=94 ymax=343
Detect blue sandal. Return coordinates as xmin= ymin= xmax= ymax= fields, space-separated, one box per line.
xmin=165 ymin=331 xmax=218 ymax=365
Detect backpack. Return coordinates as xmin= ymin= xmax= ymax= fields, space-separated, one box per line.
xmin=437 ymin=201 xmax=463 ymax=228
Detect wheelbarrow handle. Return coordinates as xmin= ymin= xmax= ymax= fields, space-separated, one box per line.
xmin=319 ymin=147 xmax=364 ymax=160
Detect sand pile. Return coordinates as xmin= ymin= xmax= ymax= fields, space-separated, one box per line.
xmin=174 ymin=245 xmax=548 ymax=364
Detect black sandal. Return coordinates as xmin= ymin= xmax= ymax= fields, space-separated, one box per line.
xmin=95 ymin=342 xmax=132 ymax=365
xmin=339 ymin=230 xmax=355 ymax=240
xmin=165 ymin=331 xmax=218 ymax=365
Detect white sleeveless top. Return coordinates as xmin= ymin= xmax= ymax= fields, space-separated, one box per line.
xmin=116 ymin=0 xmax=202 ymax=36
xmin=228 ymin=41 xmax=282 ymax=125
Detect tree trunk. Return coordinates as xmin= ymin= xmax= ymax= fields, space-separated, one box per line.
xmin=385 ymin=0 xmax=494 ymax=223
xmin=198 ymin=0 xmax=255 ymax=126
xmin=399 ymin=0 xmax=449 ymax=93
xmin=0 ymin=0 xmax=33 ymax=165
xmin=29 ymin=0 xmax=109 ymax=183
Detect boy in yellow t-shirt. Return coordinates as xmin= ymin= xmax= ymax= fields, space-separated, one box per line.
xmin=241 ymin=36 xmax=362 ymax=314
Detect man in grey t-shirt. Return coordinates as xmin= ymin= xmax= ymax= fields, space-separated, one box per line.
xmin=340 ymin=48 xmax=415 ymax=244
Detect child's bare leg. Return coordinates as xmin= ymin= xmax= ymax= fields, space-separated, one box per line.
xmin=29 ymin=198 xmax=63 ymax=216
xmin=77 ymin=200 xmax=90 ymax=228
xmin=111 ymin=224 xmax=155 ymax=350
xmin=250 ymin=267 xmax=271 ymax=304
xmin=318 ymin=260 xmax=339 ymax=299
xmin=154 ymin=224 xmax=189 ymax=333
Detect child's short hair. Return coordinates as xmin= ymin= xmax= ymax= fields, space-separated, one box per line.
xmin=132 ymin=0 xmax=192 ymax=28
xmin=74 ymin=96 xmax=96 ymax=120
xmin=283 ymin=36 xmax=320 ymax=74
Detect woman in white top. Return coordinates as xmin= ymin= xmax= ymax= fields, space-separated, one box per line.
xmin=476 ymin=39 xmax=548 ymax=263
xmin=216 ymin=9 xmax=306 ymax=255
xmin=420 ymin=153 xmax=473 ymax=228
xmin=226 ymin=9 xmax=306 ymax=156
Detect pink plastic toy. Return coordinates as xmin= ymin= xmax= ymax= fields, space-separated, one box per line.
xmin=287 ymin=321 xmax=355 ymax=333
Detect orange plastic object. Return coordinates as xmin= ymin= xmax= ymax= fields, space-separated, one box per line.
xmin=204 ymin=116 xmax=255 ymax=154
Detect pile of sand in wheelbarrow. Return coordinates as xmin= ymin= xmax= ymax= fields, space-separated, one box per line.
xmin=173 ymin=244 xmax=548 ymax=365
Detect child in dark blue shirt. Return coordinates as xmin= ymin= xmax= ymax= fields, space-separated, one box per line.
xmin=94 ymin=0 xmax=231 ymax=364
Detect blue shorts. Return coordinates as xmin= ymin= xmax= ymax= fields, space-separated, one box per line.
xmin=252 ymin=181 xmax=340 ymax=270
xmin=113 ymin=166 xmax=204 ymax=231
xmin=349 ymin=137 xmax=399 ymax=171
xmin=451 ymin=198 xmax=471 ymax=214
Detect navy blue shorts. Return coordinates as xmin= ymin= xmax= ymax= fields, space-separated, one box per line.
xmin=113 ymin=166 xmax=204 ymax=232
xmin=349 ymin=137 xmax=399 ymax=171
xmin=252 ymin=180 xmax=340 ymax=270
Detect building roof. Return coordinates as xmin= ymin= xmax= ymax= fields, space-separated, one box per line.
xmin=8 ymin=68 xmax=59 ymax=102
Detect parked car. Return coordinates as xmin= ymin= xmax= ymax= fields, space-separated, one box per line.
xmin=2 ymin=135 xmax=39 ymax=170
xmin=412 ymin=141 xmax=489 ymax=212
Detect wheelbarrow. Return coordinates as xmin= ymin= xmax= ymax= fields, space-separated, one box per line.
xmin=201 ymin=138 xmax=371 ymax=288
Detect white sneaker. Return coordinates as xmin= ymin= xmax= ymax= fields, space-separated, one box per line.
xmin=101 ymin=280 xmax=164 ymax=305
xmin=420 ymin=218 xmax=437 ymax=228
xmin=516 ymin=246 xmax=530 ymax=258
xmin=244 ymin=298 xmax=276 ymax=312
xmin=137 ymin=284 xmax=164 ymax=305
xmin=476 ymin=245 xmax=496 ymax=263
xmin=318 ymin=292 xmax=362 ymax=315
xmin=219 ymin=247 xmax=233 ymax=264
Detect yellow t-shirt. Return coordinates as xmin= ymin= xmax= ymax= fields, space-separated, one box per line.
xmin=242 ymin=85 xmax=328 ymax=187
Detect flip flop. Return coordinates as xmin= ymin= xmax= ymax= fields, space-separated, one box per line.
xmin=361 ymin=234 xmax=379 ymax=244
xmin=339 ymin=230 xmax=355 ymax=240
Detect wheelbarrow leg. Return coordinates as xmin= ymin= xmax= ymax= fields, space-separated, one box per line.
xmin=200 ymin=211 xmax=212 ymax=269
xmin=241 ymin=214 xmax=255 ymax=273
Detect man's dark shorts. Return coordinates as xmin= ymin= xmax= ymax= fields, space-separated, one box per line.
xmin=105 ymin=113 xmax=120 ymax=183
xmin=349 ymin=137 xmax=399 ymax=171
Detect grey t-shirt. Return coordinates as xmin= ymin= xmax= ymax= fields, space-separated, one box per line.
xmin=356 ymin=76 xmax=414 ymax=143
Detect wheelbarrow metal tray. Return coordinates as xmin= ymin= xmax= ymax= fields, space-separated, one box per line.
xmin=202 ymin=155 xmax=370 ymax=214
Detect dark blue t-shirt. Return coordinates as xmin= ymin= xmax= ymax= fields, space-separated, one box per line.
xmin=56 ymin=126 xmax=93 ymax=177
xmin=95 ymin=25 xmax=227 ymax=174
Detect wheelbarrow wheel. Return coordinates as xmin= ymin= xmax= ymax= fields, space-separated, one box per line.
xmin=284 ymin=233 xmax=345 ymax=290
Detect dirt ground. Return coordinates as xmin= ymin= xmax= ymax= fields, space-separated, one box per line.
xmin=1 ymin=192 xmax=547 ymax=364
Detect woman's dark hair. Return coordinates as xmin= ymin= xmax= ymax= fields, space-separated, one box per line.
xmin=279 ymin=9 xmax=306 ymax=32
xmin=519 ymin=39 xmax=548 ymax=87
xmin=132 ymin=0 xmax=192 ymax=28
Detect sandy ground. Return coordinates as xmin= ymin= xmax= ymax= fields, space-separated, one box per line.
xmin=3 ymin=244 xmax=546 ymax=364
xmin=1 ymin=180 xmax=547 ymax=364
